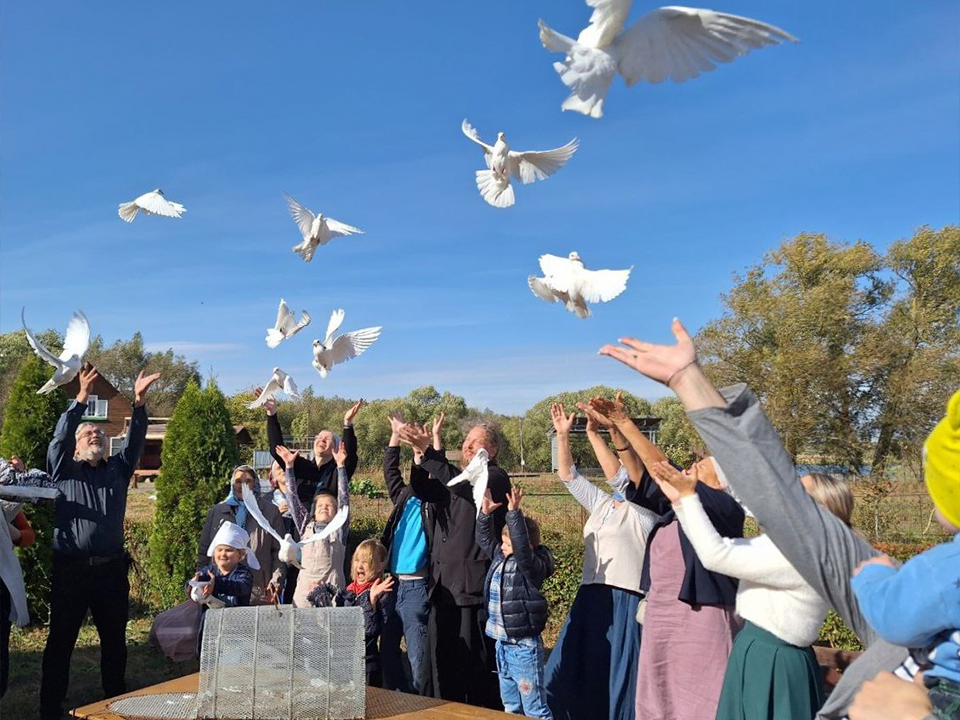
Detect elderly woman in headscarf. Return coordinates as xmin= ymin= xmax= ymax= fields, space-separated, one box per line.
xmin=196 ymin=464 xmax=286 ymax=605
xmin=259 ymin=390 xmax=363 ymax=504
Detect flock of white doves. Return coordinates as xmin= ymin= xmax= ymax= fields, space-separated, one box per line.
xmin=21 ymin=2 xmax=797 ymax=403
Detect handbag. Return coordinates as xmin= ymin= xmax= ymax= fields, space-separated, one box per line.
xmin=148 ymin=600 xmax=203 ymax=662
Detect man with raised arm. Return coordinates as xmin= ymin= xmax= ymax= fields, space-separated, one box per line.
xmin=40 ymin=364 xmax=160 ymax=720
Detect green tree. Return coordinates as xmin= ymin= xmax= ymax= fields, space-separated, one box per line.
xmin=148 ymin=379 xmax=240 ymax=607
xmin=650 ymin=396 xmax=701 ymax=468
xmin=224 ymin=387 xmax=269 ymax=465
xmin=86 ymin=332 xmax=201 ymax=417
xmin=0 ymin=355 xmax=68 ymax=622
xmin=0 ymin=328 xmax=63 ymax=435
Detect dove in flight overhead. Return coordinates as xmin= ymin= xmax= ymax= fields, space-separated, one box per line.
xmin=284 ymin=194 xmax=364 ymax=262
xmin=240 ymin=485 xmax=348 ymax=569
xmin=117 ymin=189 xmax=186 ymax=222
xmin=461 ymin=119 xmax=578 ymax=208
xmin=311 ymin=309 xmax=382 ymax=379
xmin=448 ymin=448 xmax=489 ymax=517
xmin=528 ymin=251 xmax=631 ymax=319
xmin=538 ymin=2 xmax=798 ymax=118
xmin=247 ymin=368 xmax=301 ymax=409
xmin=266 ymin=299 xmax=311 ymax=348
xmin=21 ymin=309 xmax=91 ymax=394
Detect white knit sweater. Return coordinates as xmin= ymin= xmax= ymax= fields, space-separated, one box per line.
xmin=675 ymin=494 xmax=828 ymax=647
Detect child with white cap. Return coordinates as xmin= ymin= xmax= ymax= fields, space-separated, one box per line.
xmin=189 ymin=521 xmax=256 ymax=611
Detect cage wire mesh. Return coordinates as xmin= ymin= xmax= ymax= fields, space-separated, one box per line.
xmin=109 ymin=605 xmax=366 ymax=720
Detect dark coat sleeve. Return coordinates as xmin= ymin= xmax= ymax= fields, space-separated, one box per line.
xmin=475 ymin=510 xmax=500 ymax=560
xmin=213 ymin=564 xmax=253 ymax=607
xmin=505 ymin=509 xmax=554 ymax=589
xmin=342 ymin=424 xmax=358 ymax=479
xmin=410 ymin=449 xmax=452 ymax=504
xmin=383 ymin=446 xmax=406 ymax=504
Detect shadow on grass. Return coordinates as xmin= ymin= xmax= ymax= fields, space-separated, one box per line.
xmin=5 ymin=616 xmax=198 ymax=720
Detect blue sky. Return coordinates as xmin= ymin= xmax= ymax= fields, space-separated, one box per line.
xmin=1 ymin=2 xmax=957 ymax=414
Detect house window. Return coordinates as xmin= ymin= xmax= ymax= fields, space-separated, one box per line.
xmin=110 ymin=436 xmax=124 ymax=455
xmin=83 ymin=395 xmax=108 ymax=419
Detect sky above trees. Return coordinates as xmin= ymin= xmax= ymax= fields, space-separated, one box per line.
xmin=1 ymin=2 xmax=957 ymax=414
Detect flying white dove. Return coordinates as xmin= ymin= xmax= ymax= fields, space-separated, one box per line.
xmin=247 ymin=368 xmax=301 ymax=409
xmin=528 ymin=251 xmax=631 ymax=319
xmin=117 ymin=189 xmax=186 ymax=222
xmin=241 ymin=485 xmax=348 ymax=569
xmin=284 ymin=194 xmax=364 ymax=262
xmin=447 ymin=448 xmax=489 ymax=517
xmin=538 ymin=3 xmax=798 ymax=118
xmin=21 ymin=309 xmax=91 ymax=394
xmin=311 ymin=309 xmax=381 ymax=379
xmin=461 ymin=119 xmax=578 ymax=208
xmin=266 ymin=299 xmax=312 ymax=348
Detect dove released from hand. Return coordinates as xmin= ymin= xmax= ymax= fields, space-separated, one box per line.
xmin=118 ymin=189 xmax=186 ymax=222
xmin=312 ymin=309 xmax=382 ymax=378
xmin=241 ymin=484 xmax=348 ymax=569
xmin=21 ymin=309 xmax=91 ymax=394
xmin=538 ymin=2 xmax=798 ymax=118
xmin=247 ymin=368 xmax=300 ymax=409
xmin=284 ymin=194 xmax=364 ymax=262
xmin=266 ymin=299 xmax=311 ymax=348
xmin=462 ymin=119 xmax=578 ymax=208
xmin=448 ymin=448 xmax=490 ymax=517
xmin=528 ymin=251 xmax=631 ymax=319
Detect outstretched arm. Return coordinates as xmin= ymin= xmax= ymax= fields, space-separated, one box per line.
xmin=47 ymin=364 xmax=98 ymax=478
xmin=577 ymin=403 xmax=620 ymax=480
xmin=342 ymin=400 xmax=363 ymax=478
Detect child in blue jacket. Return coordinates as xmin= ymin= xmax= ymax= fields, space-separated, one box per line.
xmin=477 ymin=487 xmax=555 ymax=719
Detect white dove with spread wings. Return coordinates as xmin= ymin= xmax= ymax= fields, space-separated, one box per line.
xmin=539 ymin=2 xmax=798 ymax=118
xmin=528 ymin=252 xmax=631 ymax=319
xmin=284 ymin=194 xmax=364 ymax=262
xmin=266 ymin=299 xmax=311 ymax=348
xmin=447 ymin=448 xmax=490 ymax=517
xmin=241 ymin=485 xmax=348 ymax=569
xmin=118 ymin=189 xmax=186 ymax=222
xmin=461 ymin=119 xmax=578 ymax=208
xmin=21 ymin=309 xmax=91 ymax=394
xmin=312 ymin=309 xmax=381 ymax=379
xmin=247 ymin=368 xmax=300 ymax=409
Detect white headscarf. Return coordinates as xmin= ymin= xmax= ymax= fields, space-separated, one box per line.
xmin=206 ymin=521 xmax=260 ymax=570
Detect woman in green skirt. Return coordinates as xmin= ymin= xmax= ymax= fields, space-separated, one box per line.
xmin=648 ymin=462 xmax=854 ymax=720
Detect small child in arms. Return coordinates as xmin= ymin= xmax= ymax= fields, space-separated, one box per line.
xmin=477 ymin=487 xmax=555 ymax=719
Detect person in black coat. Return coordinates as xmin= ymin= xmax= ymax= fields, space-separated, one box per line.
xmin=398 ymin=420 xmax=511 ymax=709
xmin=260 ymin=392 xmax=362 ymax=504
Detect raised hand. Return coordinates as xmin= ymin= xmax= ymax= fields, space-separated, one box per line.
xmin=506 ymin=486 xmax=524 ymax=511
xmin=388 ymin=411 xmax=406 ymax=434
xmin=588 ymin=393 xmax=629 ymax=426
xmin=275 ymin=444 xmax=299 ymax=468
xmin=134 ymin=369 xmax=162 ymax=407
xmin=344 ymin=399 xmax=365 ymax=426
xmin=649 ymin=460 xmax=697 ymax=503
xmin=550 ymin=402 xmax=575 ymax=435
xmin=599 ymin=318 xmax=697 ymax=388
xmin=254 ymin=387 xmax=277 ymax=416
xmin=398 ymin=423 xmax=431 ymax=453
xmin=480 ymin=489 xmax=503 ymax=515
xmin=370 ymin=575 xmax=395 ymax=605
xmin=432 ymin=411 xmax=446 ymax=450
xmin=332 ymin=440 xmax=348 ymax=468
xmin=577 ymin=401 xmax=610 ymax=431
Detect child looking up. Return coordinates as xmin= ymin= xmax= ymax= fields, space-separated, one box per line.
xmin=308 ymin=538 xmax=395 ymax=687
xmin=477 ymin=487 xmax=555 ymax=719
xmin=851 ymin=389 xmax=960 ymax=720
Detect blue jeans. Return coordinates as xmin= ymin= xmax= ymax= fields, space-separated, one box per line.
xmin=381 ymin=578 xmax=430 ymax=693
xmin=496 ymin=636 xmax=552 ymax=718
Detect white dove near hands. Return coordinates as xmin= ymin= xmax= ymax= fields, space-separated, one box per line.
xmin=538 ymin=3 xmax=798 ymax=118
xmin=247 ymin=368 xmax=300 ymax=409
xmin=528 ymin=251 xmax=631 ymax=319
xmin=118 ymin=189 xmax=186 ymax=222
xmin=284 ymin=194 xmax=364 ymax=262
xmin=312 ymin=309 xmax=381 ymax=379
xmin=448 ymin=448 xmax=489 ymax=517
xmin=240 ymin=485 xmax=348 ymax=569
xmin=21 ymin=309 xmax=90 ymax=394
xmin=266 ymin=299 xmax=311 ymax=348
xmin=461 ymin=119 xmax=578 ymax=208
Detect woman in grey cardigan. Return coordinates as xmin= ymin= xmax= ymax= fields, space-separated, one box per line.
xmin=598 ymin=319 xmax=914 ymax=720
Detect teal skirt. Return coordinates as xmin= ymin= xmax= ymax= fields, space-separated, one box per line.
xmin=716 ymin=621 xmax=825 ymax=720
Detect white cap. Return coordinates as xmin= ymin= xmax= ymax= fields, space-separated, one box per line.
xmin=206 ymin=521 xmax=260 ymax=570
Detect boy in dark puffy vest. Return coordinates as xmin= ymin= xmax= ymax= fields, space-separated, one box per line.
xmin=477 ymin=487 xmax=555 ymax=719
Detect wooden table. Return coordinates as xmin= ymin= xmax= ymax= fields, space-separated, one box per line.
xmin=72 ymin=673 xmax=514 ymax=719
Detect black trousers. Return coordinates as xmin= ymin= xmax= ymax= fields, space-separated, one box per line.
xmin=1 ymin=579 xmax=10 ymax=697
xmin=40 ymin=554 xmax=130 ymax=720
xmin=426 ymin=597 xmax=502 ymax=710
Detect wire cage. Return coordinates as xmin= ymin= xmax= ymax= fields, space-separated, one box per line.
xmin=109 ymin=605 xmax=366 ymax=720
